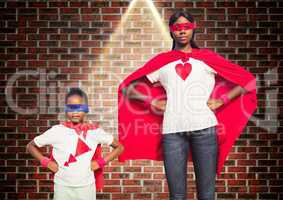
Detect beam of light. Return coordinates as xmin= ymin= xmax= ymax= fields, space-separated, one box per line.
xmin=144 ymin=0 xmax=171 ymax=40
xmin=118 ymin=0 xmax=171 ymax=40
xmin=101 ymin=0 xmax=171 ymax=56
xmin=90 ymin=0 xmax=172 ymax=125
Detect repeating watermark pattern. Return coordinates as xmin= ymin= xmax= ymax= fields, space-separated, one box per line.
xmin=5 ymin=67 xmax=279 ymax=134
xmin=6 ymin=69 xmax=64 ymax=114
xmin=245 ymin=67 xmax=279 ymax=133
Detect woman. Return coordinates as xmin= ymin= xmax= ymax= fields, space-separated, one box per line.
xmin=118 ymin=10 xmax=257 ymax=200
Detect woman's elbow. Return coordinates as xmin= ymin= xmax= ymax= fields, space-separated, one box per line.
xmin=241 ymin=86 xmax=248 ymax=94
xmin=122 ymin=87 xmax=128 ymax=96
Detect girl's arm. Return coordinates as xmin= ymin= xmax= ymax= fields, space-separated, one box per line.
xmin=91 ymin=138 xmax=124 ymax=171
xmin=105 ymin=138 xmax=124 ymax=163
xmin=26 ymin=140 xmax=58 ymax=173
xmin=208 ymin=85 xmax=247 ymax=110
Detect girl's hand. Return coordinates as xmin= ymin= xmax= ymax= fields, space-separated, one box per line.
xmin=151 ymin=99 xmax=167 ymax=111
xmin=207 ymin=98 xmax=224 ymax=110
xmin=91 ymin=160 xmax=100 ymax=171
xmin=47 ymin=161 xmax=58 ymax=173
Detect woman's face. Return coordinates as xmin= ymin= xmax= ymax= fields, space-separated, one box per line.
xmin=65 ymin=95 xmax=86 ymax=123
xmin=171 ymin=16 xmax=194 ymax=47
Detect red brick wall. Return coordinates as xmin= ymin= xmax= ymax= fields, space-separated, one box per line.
xmin=1 ymin=1 xmax=282 ymax=200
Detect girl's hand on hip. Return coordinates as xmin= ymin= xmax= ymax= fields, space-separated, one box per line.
xmin=207 ymin=98 xmax=224 ymax=110
xmin=47 ymin=161 xmax=58 ymax=173
xmin=91 ymin=160 xmax=100 ymax=171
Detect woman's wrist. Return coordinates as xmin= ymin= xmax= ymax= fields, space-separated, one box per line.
xmin=144 ymin=96 xmax=154 ymax=107
xmin=220 ymin=94 xmax=230 ymax=105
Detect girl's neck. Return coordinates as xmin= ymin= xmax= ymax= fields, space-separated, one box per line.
xmin=70 ymin=120 xmax=84 ymax=125
xmin=174 ymin=44 xmax=193 ymax=53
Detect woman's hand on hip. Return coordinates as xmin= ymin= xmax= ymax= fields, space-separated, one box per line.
xmin=151 ymin=99 xmax=167 ymax=111
xmin=207 ymin=98 xmax=224 ymax=110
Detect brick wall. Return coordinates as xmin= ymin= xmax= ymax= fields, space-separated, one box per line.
xmin=0 ymin=1 xmax=282 ymax=200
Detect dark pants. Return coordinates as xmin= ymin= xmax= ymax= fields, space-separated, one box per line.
xmin=162 ymin=126 xmax=218 ymax=200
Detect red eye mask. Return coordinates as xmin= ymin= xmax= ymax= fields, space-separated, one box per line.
xmin=170 ymin=22 xmax=196 ymax=32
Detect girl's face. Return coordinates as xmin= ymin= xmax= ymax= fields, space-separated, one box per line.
xmin=171 ymin=16 xmax=194 ymax=47
xmin=65 ymin=95 xmax=86 ymax=123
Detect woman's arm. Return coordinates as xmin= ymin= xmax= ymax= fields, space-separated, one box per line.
xmin=122 ymin=80 xmax=166 ymax=111
xmin=26 ymin=140 xmax=58 ymax=172
xmin=91 ymin=138 xmax=124 ymax=171
xmin=225 ymin=85 xmax=247 ymax=100
xmin=122 ymin=79 xmax=149 ymax=102
xmin=208 ymin=85 xmax=247 ymax=110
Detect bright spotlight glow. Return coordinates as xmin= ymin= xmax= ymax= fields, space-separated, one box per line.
xmin=90 ymin=0 xmax=172 ymax=121
xmin=102 ymin=0 xmax=171 ymax=56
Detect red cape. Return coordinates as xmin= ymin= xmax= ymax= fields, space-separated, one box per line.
xmin=118 ymin=48 xmax=257 ymax=176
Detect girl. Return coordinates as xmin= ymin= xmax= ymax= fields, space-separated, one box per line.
xmin=118 ymin=11 xmax=257 ymax=200
xmin=27 ymin=88 xmax=124 ymax=200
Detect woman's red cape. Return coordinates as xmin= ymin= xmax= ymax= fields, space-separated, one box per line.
xmin=118 ymin=48 xmax=257 ymax=175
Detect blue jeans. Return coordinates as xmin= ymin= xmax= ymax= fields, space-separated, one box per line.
xmin=162 ymin=126 xmax=218 ymax=200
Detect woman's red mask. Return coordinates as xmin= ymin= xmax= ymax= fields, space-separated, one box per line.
xmin=170 ymin=22 xmax=196 ymax=32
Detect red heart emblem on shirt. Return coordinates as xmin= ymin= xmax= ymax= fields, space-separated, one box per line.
xmin=175 ymin=63 xmax=192 ymax=80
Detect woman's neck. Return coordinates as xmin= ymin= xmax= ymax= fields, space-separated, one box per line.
xmin=174 ymin=44 xmax=193 ymax=53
